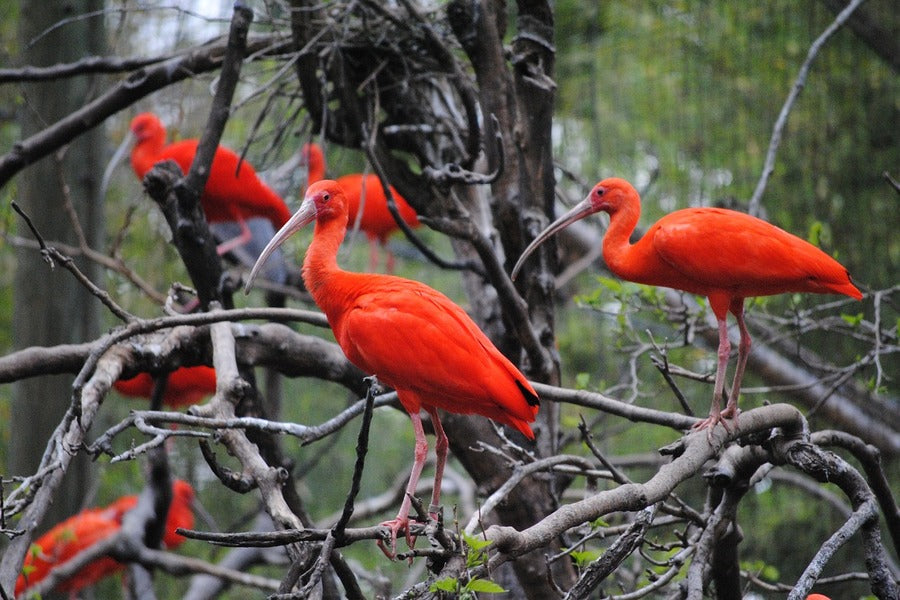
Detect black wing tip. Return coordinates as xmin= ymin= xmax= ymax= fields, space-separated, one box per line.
xmin=516 ymin=379 xmax=540 ymax=407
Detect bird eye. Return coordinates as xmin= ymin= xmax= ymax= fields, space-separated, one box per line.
xmin=595 ymin=187 xmax=605 ymax=197
xmin=323 ymin=193 xmax=331 ymax=202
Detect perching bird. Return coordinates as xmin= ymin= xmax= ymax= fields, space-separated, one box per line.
xmin=245 ymin=180 xmax=539 ymax=555
xmin=301 ymin=143 xmax=420 ymax=273
xmin=113 ymin=366 xmax=217 ymax=408
xmin=128 ymin=112 xmax=293 ymax=255
xmin=16 ymin=480 xmax=195 ymax=597
xmin=512 ymin=177 xmax=861 ymax=432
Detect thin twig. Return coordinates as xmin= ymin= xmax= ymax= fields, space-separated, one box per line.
xmin=748 ymin=0 xmax=866 ymax=216
xmin=11 ymin=202 xmax=136 ymax=322
xmin=291 ymin=378 xmax=377 ymax=598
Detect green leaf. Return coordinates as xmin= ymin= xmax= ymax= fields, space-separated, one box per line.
xmin=590 ymin=517 xmax=609 ymax=529
xmin=429 ymin=577 xmax=459 ymax=592
xmin=840 ymin=312 xmax=863 ymax=326
xmin=740 ymin=559 xmax=779 ymax=582
xmin=464 ymin=578 xmax=507 ymax=593
xmin=807 ymin=220 xmax=823 ymax=246
xmin=462 ymin=532 xmax=493 ymax=552
xmin=569 ymin=549 xmax=604 ymax=567
xmin=575 ymin=372 xmax=591 ymax=389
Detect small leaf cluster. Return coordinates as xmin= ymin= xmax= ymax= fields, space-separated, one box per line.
xmin=429 ymin=533 xmax=506 ymax=598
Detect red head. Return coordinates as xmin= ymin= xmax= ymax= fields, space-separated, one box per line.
xmin=245 ymin=180 xmax=349 ymax=292
xmin=129 ymin=112 xmax=166 ymax=143
xmin=584 ymin=178 xmax=639 ymax=215
xmin=511 ymin=177 xmax=638 ymax=279
xmin=805 ymin=595 xmax=831 ymax=600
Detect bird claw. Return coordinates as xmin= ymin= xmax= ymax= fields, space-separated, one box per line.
xmin=691 ymin=408 xmax=740 ymax=442
xmin=377 ymin=517 xmax=416 ymax=560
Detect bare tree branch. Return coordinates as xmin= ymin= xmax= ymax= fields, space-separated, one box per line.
xmin=0 ymin=34 xmax=289 ymax=189
xmin=748 ymin=0 xmax=867 ymax=216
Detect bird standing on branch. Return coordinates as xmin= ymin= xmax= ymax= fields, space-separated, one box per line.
xmin=512 ymin=177 xmax=861 ymax=432
xmin=16 ymin=480 xmax=195 ymax=597
xmin=245 ymin=180 xmax=539 ymax=556
xmin=302 ymin=143 xmax=420 ymax=273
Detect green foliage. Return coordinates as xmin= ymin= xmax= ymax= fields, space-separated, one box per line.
xmin=461 ymin=532 xmax=493 ymax=569
xmin=740 ymin=559 xmax=780 ymax=583
xmin=568 ymin=548 xmax=604 ymax=568
xmin=590 ymin=517 xmax=610 ymax=529
xmin=430 ymin=576 xmax=506 ymax=597
xmin=840 ymin=312 xmax=864 ymax=327
xmin=429 ymin=534 xmax=506 ymax=597
xmin=807 ymin=220 xmax=823 ymax=247
xmin=574 ymin=372 xmax=592 ymax=389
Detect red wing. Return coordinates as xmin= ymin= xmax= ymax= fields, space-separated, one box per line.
xmin=651 ymin=208 xmax=832 ymax=291
xmin=336 ymin=281 xmax=535 ymax=421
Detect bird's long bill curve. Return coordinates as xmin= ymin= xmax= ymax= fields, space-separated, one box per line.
xmin=244 ymin=198 xmax=317 ymax=293
xmin=510 ymin=195 xmax=597 ymax=280
xmin=100 ymin=131 xmax=136 ymax=199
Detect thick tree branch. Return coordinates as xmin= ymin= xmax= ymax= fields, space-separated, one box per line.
xmin=810 ymin=430 xmax=900 ymax=556
xmin=483 ymin=404 xmax=805 ymax=562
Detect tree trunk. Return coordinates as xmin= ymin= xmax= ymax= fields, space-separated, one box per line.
xmin=11 ymin=0 xmax=105 ymax=530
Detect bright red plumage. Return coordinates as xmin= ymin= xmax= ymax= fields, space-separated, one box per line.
xmin=336 ymin=172 xmax=421 ymax=244
xmin=16 ymin=480 xmax=195 ymax=596
xmin=512 ymin=177 xmax=861 ymax=432
xmin=245 ymin=180 xmax=538 ymax=555
xmin=16 ymin=512 xmax=121 ymax=596
xmin=129 ymin=113 xmax=291 ymax=228
xmin=113 ymin=365 xmax=217 ymax=408
xmin=302 ymin=143 xmax=420 ymax=272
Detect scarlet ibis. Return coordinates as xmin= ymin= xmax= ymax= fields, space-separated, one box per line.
xmin=245 ymin=180 xmax=539 ymax=555
xmin=113 ymin=366 xmax=217 ymax=408
xmin=16 ymin=480 xmax=195 ymax=596
xmin=302 ymin=143 xmax=420 ymax=273
xmin=128 ymin=112 xmax=293 ymax=256
xmin=512 ymin=178 xmax=861 ymax=432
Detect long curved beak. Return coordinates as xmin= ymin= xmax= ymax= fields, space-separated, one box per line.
xmin=244 ymin=197 xmax=317 ymax=293
xmin=100 ymin=131 xmax=136 ymax=199
xmin=510 ymin=196 xmax=597 ymax=280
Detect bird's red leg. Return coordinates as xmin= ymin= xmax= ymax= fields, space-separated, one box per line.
xmin=426 ymin=407 xmax=448 ymax=515
xmin=692 ymin=317 xmax=731 ymax=434
xmin=722 ymin=301 xmax=750 ymax=421
xmin=215 ymin=217 xmax=253 ymax=255
xmin=378 ymin=411 xmax=428 ymax=558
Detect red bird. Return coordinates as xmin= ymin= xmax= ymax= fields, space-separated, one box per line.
xmin=302 ymin=143 xmax=420 ymax=273
xmin=245 ymin=180 xmax=539 ymax=555
xmin=806 ymin=595 xmax=831 ymax=600
xmin=512 ymin=178 xmax=861 ymax=431
xmin=129 ymin=112 xmax=292 ymax=255
xmin=113 ymin=365 xmax=217 ymax=408
xmin=16 ymin=480 xmax=195 ymax=597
